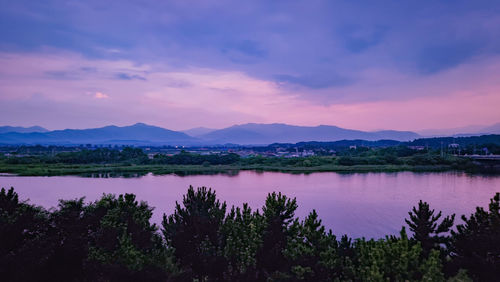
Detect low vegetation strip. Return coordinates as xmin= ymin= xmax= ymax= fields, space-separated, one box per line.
xmin=1 ymin=186 xmax=499 ymax=281
xmin=2 ymin=145 xmax=498 ymax=176
xmin=0 ymin=162 xmax=475 ymax=177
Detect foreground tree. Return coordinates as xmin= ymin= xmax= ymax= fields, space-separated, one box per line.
xmin=1 ymin=187 xmax=170 ymax=281
xmin=354 ymin=228 xmax=445 ymax=281
xmin=256 ymin=192 xmax=298 ymax=280
xmin=2 ymin=186 xmax=498 ymax=281
xmin=84 ymin=193 xmax=169 ymax=281
xmin=287 ymin=209 xmax=339 ymax=280
xmin=162 ymin=186 xmax=227 ymax=281
xmin=405 ymin=200 xmax=455 ymax=256
xmin=44 ymin=198 xmax=91 ymax=280
xmin=450 ymin=193 xmax=500 ymax=281
xmin=222 ymin=204 xmax=263 ymax=280
xmin=0 ymin=187 xmax=50 ymax=281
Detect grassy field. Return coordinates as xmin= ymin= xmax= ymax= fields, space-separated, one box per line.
xmin=0 ymin=162 xmax=458 ymax=177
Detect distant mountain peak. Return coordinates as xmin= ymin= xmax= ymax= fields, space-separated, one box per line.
xmin=198 ymin=123 xmax=419 ymax=145
xmin=0 ymin=125 xmax=49 ymax=134
xmin=182 ymin=127 xmax=217 ymax=137
xmin=417 ymin=121 xmax=500 ymax=137
xmin=0 ymin=123 xmax=197 ymax=145
xmin=0 ymin=122 xmax=423 ymax=145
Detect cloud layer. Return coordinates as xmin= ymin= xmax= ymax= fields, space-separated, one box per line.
xmin=0 ymin=0 xmax=499 ymax=130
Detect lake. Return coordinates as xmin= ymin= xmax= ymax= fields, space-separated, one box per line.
xmin=1 ymin=171 xmax=499 ymax=238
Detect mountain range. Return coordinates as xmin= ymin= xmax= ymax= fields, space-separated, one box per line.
xmin=0 ymin=122 xmax=498 ymax=146
xmin=0 ymin=123 xmax=195 ymax=145
xmin=181 ymin=127 xmax=217 ymax=137
xmin=0 ymin=126 xmax=48 ymax=134
xmin=196 ymin=123 xmax=420 ymax=144
xmin=417 ymin=122 xmax=500 ymax=137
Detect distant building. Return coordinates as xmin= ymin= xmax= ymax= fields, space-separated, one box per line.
xmin=301 ymin=150 xmax=315 ymax=157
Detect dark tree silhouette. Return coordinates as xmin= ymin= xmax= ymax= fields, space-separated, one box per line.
xmin=0 ymin=187 xmax=50 ymax=281
xmin=451 ymin=193 xmax=500 ymax=281
xmin=287 ymin=209 xmax=338 ymax=280
xmin=405 ymin=200 xmax=455 ymax=256
xmin=221 ymin=204 xmax=263 ymax=281
xmin=5 ymin=186 xmax=500 ymax=281
xmin=256 ymin=192 xmax=298 ymax=280
xmin=162 ymin=186 xmax=227 ymax=281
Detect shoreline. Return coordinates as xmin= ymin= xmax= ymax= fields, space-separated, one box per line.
xmin=0 ymin=162 xmax=493 ymax=177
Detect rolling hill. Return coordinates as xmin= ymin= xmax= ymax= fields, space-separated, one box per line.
xmin=198 ymin=123 xmax=420 ymax=145
xmin=0 ymin=123 xmax=197 ymax=145
xmin=0 ymin=126 xmax=48 ymax=134
xmin=0 ymin=123 xmax=423 ymax=145
xmin=182 ymin=127 xmax=216 ymax=137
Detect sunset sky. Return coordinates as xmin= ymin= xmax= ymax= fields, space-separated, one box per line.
xmin=1 ymin=0 xmax=499 ymax=131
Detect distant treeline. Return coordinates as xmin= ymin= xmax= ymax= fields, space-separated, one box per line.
xmin=1 ymin=147 xmax=475 ymax=172
xmin=2 ymin=148 xmax=241 ymax=166
xmin=1 ymin=186 xmax=498 ymax=281
xmin=261 ymin=134 xmax=500 ymax=154
xmin=151 ymin=151 xmax=240 ymax=166
xmin=261 ymin=139 xmax=403 ymax=152
xmin=239 ymin=154 xmax=474 ymax=170
xmin=1 ymin=134 xmax=499 ymax=171
xmin=2 ymin=134 xmax=499 ymax=155
xmin=408 ymin=134 xmax=500 ymax=149
xmin=3 ymin=147 xmax=150 ymax=164
xmin=0 ymin=147 xmax=483 ymax=173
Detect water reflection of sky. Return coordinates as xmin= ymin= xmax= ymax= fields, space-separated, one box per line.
xmin=1 ymin=171 xmax=499 ymax=239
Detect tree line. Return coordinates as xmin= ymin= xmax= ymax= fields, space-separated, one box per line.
xmin=1 ymin=186 xmax=499 ymax=281
xmin=3 ymin=148 xmax=241 ymax=166
xmin=259 ymin=134 xmax=500 ymax=155
xmin=1 ymin=144 xmax=497 ymax=173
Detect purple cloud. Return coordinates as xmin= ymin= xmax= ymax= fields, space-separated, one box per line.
xmin=0 ymin=0 xmax=500 ymax=130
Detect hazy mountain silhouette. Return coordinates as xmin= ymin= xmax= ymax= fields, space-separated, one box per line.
xmin=0 ymin=126 xmax=48 ymax=134
xmin=0 ymin=122 xmax=424 ymax=145
xmin=479 ymin=122 xmax=500 ymax=134
xmin=0 ymin=123 xmax=197 ymax=145
xmin=198 ymin=123 xmax=420 ymax=144
xmin=182 ymin=127 xmax=217 ymax=137
xmin=417 ymin=122 xmax=500 ymax=137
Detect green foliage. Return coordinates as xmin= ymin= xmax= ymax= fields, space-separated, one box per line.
xmin=162 ymin=186 xmax=227 ymax=280
xmin=337 ymin=156 xmax=356 ymax=166
xmin=421 ymin=250 xmax=446 ymax=282
xmin=287 ymin=210 xmax=339 ymax=280
xmin=153 ymin=151 xmax=240 ymax=165
xmin=405 ymin=200 xmax=455 ymax=256
xmin=0 ymin=187 xmax=49 ymax=280
xmin=222 ymin=204 xmax=263 ymax=280
xmin=256 ymin=192 xmax=298 ymax=280
xmin=1 ymin=186 xmax=499 ymax=280
xmin=84 ymin=193 xmax=168 ymax=280
xmin=408 ymin=134 xmax=500 ymax=151
xmin=450 ymin=193 xmax=500 ymax=281
xmin=0 ymin=187 xmax=170 ymax=281
xmin=5 ymin=147 xmax=149 ymax=165
xmin=354 ymin=228 xmax=426 ymax=281
xmin=446 ymin=269 xmax=473 ymax=282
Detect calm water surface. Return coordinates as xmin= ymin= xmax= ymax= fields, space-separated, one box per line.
xmin=1 ymin=171 xmax=499 ymax=238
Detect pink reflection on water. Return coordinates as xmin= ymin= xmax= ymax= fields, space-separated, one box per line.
xmin=1 ymin=171 xmax=499 ymax=238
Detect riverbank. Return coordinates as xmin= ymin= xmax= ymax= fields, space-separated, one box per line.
xmin=0 ymin=162 xmax=476 ymax=176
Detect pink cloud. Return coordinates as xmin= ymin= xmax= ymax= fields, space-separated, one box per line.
xmin=94 ymin=92 xmax=109 ymax=99
xmin=0 ymin=50 xmax=499 ymax=131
